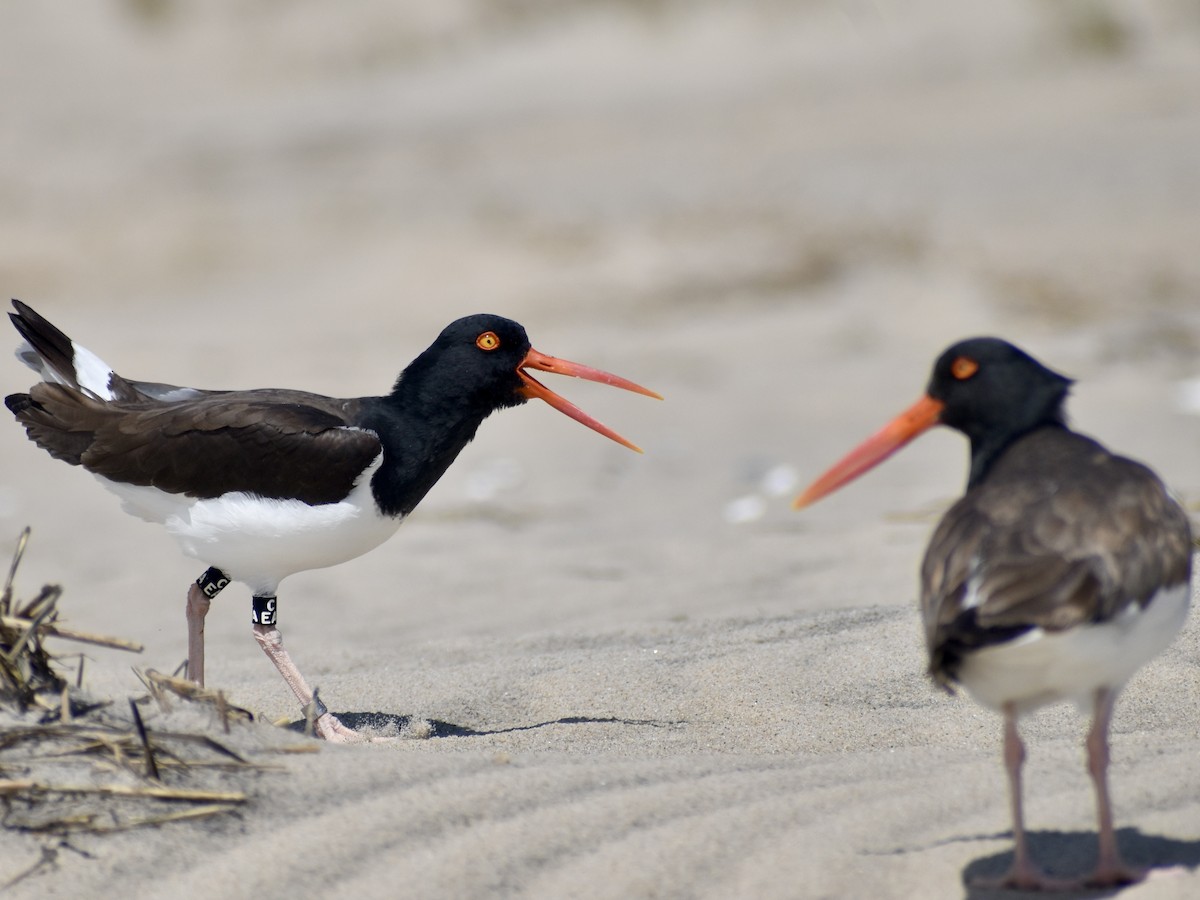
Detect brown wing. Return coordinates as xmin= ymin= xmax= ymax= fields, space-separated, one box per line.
xmin=921 ymin=428 xmax=1192 ymax=687
xmin=11 ymin=382 xmax=383 ymax=505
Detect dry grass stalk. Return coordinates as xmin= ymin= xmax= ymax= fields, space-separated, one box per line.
xmin=0 ymin=779 xmax=246 ymax=804
xmin=1 ymin=530 xmax=66 ymax=709
xmin=134 ymin=668 xmax=253 ymax=727
xmin=128 ymin=698 xmax=160 ymax=781
xmin=0 ymin=614 xmax=144 ymax=654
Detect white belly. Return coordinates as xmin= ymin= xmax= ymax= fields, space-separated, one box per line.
xmin=98 ymin=455 xmax=404 ymax=595
xmin=957 ymin=581 xmax=1191 ymax=714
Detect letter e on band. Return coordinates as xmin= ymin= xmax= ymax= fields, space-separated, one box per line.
xmin=252 ymin=594 xmax=278 ymax=626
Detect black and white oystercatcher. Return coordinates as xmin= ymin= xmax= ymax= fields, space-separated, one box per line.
xmin=5 ymin=300 xmax=660 ymax=742
xmin=794 ymin=337 xmax=1193 ymax=890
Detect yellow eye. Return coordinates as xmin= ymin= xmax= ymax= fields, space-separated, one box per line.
xmin=951 ymin=356 xmax=979 ymax=380
xmin=476 ymin=331 xmax=501 ymax=351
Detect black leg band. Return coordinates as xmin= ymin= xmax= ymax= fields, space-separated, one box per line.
xmin=251 ymin=593 xmax=278 ymax=626
xmin=196 ymin=567 xmax=231 ymax=599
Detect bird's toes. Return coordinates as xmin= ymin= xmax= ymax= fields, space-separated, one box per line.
xmin=312 ymin=712 xmax=401 ymax=744
xmin=1084 ymin=864 xmax=1145 ymax=889
xmin=313 ymin=712 xmax=369 ymax=743
xmin=969 ymin=866 xmax=1080 ymax=893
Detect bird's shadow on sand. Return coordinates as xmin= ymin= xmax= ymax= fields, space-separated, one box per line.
xmin=963 ymin=828 xmax=1200 ymax=898
xmin=283 ymin=711 xmax=678 ymax=738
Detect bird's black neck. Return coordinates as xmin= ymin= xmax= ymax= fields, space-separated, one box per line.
xmin=360 ymin=368 xmax=519 ymax=518
xmin=937 ymin=353 xmax=1072 ymax=490
xmin=966 ymin=417 xmax=1068 ymax=488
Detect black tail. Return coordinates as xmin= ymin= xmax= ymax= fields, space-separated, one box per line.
xmin=5 ymin=392 xmax=33 ymax=415
xmin=10 ymin=299 xmax=80 ymax=390
xmin=5 ymin=388 xmax=34 ymax=415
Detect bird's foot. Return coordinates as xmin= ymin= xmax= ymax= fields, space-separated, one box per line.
xmin=312 ymin=712 xmax=394 ymax=744
xmin=970 ymin=863 xmax=1078 ymax=893
xmin=1084 ymin=862 xmax=1145 ymax=889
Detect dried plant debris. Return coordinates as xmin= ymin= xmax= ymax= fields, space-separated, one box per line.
xmin=0 ymin=528 xmax=288 ymax=870
xmin=134 ymin=668 xmax=255 ymax=732
xmin=1 ymin=529 xmax=142 ymax=714
xmin=0 ymin=706 xmax=256 ymax=836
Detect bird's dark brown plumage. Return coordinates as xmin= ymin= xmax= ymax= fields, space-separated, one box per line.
xmin=921 ymin=426 xmax=1193 ymax=688
xmin=9 ymin=382 xmax=383 ymax=504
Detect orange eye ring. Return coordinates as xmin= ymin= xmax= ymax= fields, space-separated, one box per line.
xmin=476 ymin=331 xmax=501 ymax=351
xmin=950 ymin=356 xmax=979 ymax=380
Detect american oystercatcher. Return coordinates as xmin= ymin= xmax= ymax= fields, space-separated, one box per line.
xmin=794 ymin=337 xmax=1193 ymax=889
xmin=6 ymin=300 xmax=660 ymax=742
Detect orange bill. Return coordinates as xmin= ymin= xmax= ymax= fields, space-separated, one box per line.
xmin=518 ymin=348 xmax=662 ymax=453
xmin=793 ymin=394 xmax=945 ymax=509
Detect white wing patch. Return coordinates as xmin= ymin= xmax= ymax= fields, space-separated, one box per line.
xmin=14 ymin=336 xmax=118 ymax=401
xmin=70 ymin=342 xmax=119 ymax=400
xmin=960 ymin=554 xmax=984 ymax=611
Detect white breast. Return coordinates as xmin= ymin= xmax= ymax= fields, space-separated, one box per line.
xmin=98 ymin=454 xmax=404 ymax=595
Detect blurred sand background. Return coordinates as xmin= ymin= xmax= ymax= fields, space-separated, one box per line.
xmin=2 ymin=1 xmax=1200 ymax=897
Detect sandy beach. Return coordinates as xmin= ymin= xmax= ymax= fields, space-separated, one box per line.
xmin=2 ymin=2 xmax=1200 ymax=897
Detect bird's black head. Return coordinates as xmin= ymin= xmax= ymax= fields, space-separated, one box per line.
xmin=927 ymin=337 xmax=1072 ymax=447
xmin=393 ymin=314 xmax=659 ymax=452
xmin=794 ymin=336 xmax=1074 ymax=509
xmin=401 ymin=314 xmax=534 ymax=413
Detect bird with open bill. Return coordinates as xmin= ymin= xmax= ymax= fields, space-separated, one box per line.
xmin=6 ymin=300 xmax=661 ymax=742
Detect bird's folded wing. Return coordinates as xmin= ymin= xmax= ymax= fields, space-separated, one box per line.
xmin=921 ymin=463 xmax=1191 ymax=680
xmin=18 ymin=383 xmax=383 ymax=505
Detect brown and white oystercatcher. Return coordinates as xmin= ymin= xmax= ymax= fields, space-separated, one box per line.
xmin=794 ymin=337 xmax=1193 ymax=890
xmin=5 ymin=300 xmax=660 ymax=742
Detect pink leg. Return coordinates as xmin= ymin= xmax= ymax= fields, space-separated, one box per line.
xmin=971 ymin=704 xmax=1073 ymax=891
xmin=251 ymin=622 xmax=369 ymax=743
xmin=1085 ymin=687 xmax=1144 ymax=887
xmin=185 ymin=583 xmax=211 ymax=686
